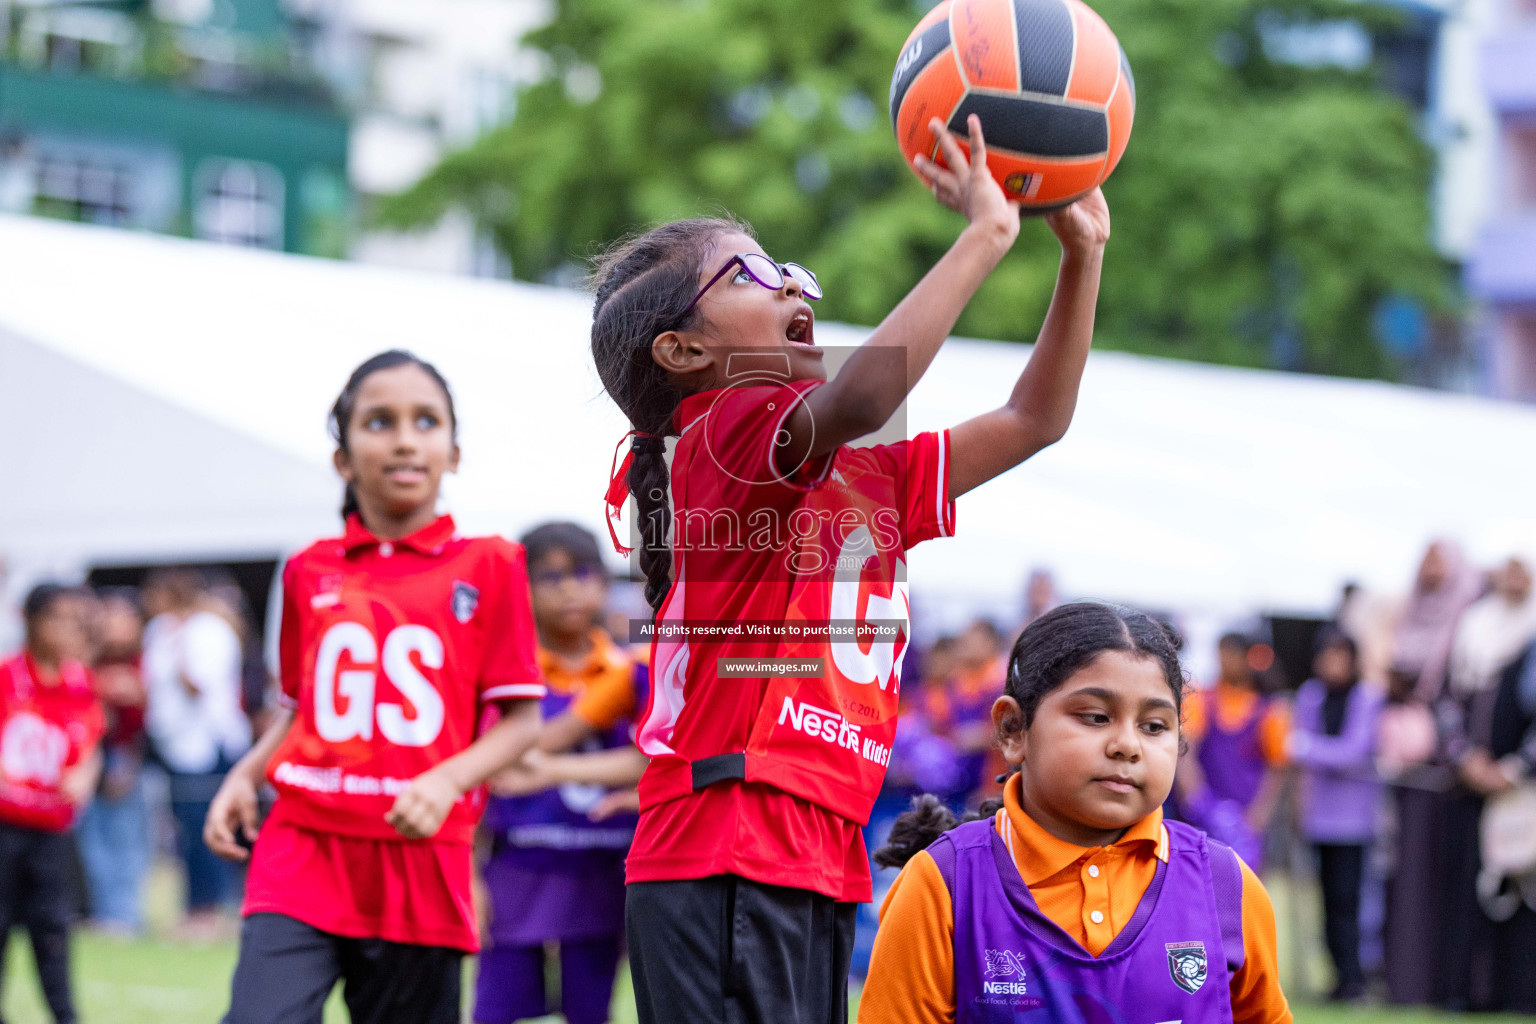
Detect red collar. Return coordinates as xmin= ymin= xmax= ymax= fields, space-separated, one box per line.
xmin=342 ymin=514 xmax=458 ymax=556
xmin=20 ymin=652 xmax=50 ymax=688
xmin=673 ymin=379 xmax=824 ymax=435
xmin=15 ymin=653 xmax=84 ymax=694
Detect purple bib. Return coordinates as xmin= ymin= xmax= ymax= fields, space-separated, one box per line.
xmin=1196 ymin=699 xmax=1269 ymax=808
xmin=483 ymin=663 xmax=648 ymax=869
xmin=932 ymin=818 xmax=1245 ymax=1024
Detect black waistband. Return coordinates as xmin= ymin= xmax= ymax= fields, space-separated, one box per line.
xmin=691 ymin=752 xmax=746 ymax=791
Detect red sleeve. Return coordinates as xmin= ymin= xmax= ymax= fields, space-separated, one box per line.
xmin=478 ymin=541 xmax=546 ymax=703
xmin=698 ymin=380 xmax=835 ymax=500
xmin=864 ymin=429 xmax=956 ymax=549
xmin=277 ymin=557 xmax=304 ymax=710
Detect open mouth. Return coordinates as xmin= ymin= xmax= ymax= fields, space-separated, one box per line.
xmin=786 ymin=308 xmax=815 ymax=346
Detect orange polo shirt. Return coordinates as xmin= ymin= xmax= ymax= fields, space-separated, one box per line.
xmin=541 ymin=629 xmax=639 ymax=731
xmin=858 ymin=774 xmax=1292 ymax=1024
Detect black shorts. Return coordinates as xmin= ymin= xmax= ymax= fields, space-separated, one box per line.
xmin=626 ymin=875 xmax=856 ymax=1024
xmin=223 ymin=913 xmax=462 ymax=1024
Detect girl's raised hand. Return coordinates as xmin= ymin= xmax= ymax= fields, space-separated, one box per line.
xmin=1044 ymin=187 xmax=1111 ymax=257
xmin=914 ymin=114 xmax=1020 ymax=243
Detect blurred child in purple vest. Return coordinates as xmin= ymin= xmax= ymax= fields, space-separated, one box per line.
xmin=473 ymin=523 xmax=648 ymax=1024
xmin=1176 ymin=632 xmax=1289 ymax=869
xmin=1288 ymin=628 xmax=1384 ymax=1002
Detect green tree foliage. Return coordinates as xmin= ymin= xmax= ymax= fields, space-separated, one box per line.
xmin=377 ymin=0 xmax=1447 ymax=377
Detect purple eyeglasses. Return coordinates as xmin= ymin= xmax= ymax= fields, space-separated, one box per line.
xmin=682 ymin=253 xmax=823 ymax=316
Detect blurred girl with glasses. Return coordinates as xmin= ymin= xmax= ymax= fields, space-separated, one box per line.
xmin=472 ymin=521 xmax=650 ymax=1024
xmin=590 ymin=115 xmax=1111 ymax=1024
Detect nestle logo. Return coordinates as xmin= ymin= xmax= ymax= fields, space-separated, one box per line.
xmin=777 ymin=697 xmax=890 ymax=766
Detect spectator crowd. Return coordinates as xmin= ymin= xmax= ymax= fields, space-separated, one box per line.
xmin=1 ymin=537 xmax=1534 ymax=1018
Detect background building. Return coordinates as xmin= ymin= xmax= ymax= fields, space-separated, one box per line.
xmin=0 ymin=0 xmax=544 ymax=270
xmin=0 ymin=0 xmax=351 ymax=255
xmin=1468 ymin=0 xmax=1536 ymax=400
xmin=290 ymin=0 xmax=546 ymax=275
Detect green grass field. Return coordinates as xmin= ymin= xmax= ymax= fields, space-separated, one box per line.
xmin=0 ymin=865 xmax=1525 ymax=1023
xmin=5 ymin=933 xmax=1527 ymax=1024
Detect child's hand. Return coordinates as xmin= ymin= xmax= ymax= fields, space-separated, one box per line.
xmin=205 ymin=771 xmax=261 ymax=862
xmin=914 ymin=114 xmax=1020 ymax=243
xmin=60 ymin=763 xmax=96 ymax=808
xmin=386 ymin=766 xmax=462 ymax=839
xmin=589 ymin=788 xmax=641 ymax=821
xmin=1044 ymin=187 xmax=1111 ymax=257
xmin=486 ymin=750 xmax=555 ymax=797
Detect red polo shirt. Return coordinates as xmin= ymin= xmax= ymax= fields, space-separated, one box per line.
xmin=0 ymin=654 xmax=105 ymax=833
xmin=244 ymin=514 xmax=544 ymax=951
xmin=627 ymin=382 xmax=954 ymax=902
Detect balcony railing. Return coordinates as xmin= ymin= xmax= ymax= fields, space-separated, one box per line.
xmin=1484 ymin=27 xmax=1536 ymax=114
xmin=1469 ymin=213 xmax=1536 ymax=304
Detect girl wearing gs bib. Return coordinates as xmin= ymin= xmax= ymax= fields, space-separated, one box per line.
xmin=859 ymin=603 xmax=1292 ymax=1024
xmin=592 ymin=117 xmax=1110 ymax=1024
xmin=205 ymin=351 xmax=546 ymax=1024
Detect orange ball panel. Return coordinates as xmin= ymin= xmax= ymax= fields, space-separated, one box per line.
xmin=951 ymin=0 xmax=1021 ymax=92
xmin=1063 ymin=2 xmax=1118 ymax=105
xmin=1103 ymin=67 xmax=1134 ymax=178
xmin=895 ymin=51 xmax=968 ymax=166
xmin=984 ymin=151 xmax=1106 ymax=206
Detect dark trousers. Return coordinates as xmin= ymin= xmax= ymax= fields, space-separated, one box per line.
xmin=626 ymin=876 xmax=855 ymax=1024
xmin=168 ymin=766 xmax=236 ymax=912
xmin=0 ymin=822 xmax=78 ymax=1024
xmin=223 ymin=913 xmax=463 ymax=1024
xmin=1316 ymin=843 xmax=1366 ymax=996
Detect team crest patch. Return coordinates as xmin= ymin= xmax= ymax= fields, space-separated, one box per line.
xmin=1166 ymin=941 xmax=1207 ymax=994
xmin=451 ymin=580 xmax=480 ymax=623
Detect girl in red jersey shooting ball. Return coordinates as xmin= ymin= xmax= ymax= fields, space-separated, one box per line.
xmin=592 ymin=118 xmax=1110 ymax=1024
xmin=205 ymin=351 xmax=547 ymax=1024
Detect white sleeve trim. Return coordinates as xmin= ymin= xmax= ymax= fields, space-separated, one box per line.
xmin=935 ymin=429 xmax=953 ymax=537
xmin=481 ymin=683 xmax=547 ymax=702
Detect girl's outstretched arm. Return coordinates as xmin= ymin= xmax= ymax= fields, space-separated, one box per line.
xmin=947 ymin=189 xmax=1110 ymax=498
xmin=784 ymin=115 xmax=1020 ymax=461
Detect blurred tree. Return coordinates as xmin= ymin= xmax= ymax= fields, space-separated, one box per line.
xmin=377 ymin=0 xmax=1448 ymax=378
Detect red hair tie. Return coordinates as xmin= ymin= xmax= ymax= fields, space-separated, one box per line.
xmin=604 ymin=431 xmax=665 ymax=555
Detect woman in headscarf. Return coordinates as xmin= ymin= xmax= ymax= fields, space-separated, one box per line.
xmin=1393 ymin=541 xmax=1483 ymax=702
xmin=1436 ymin=558 xmax=1536 ymax=1011
xmin=1381 ymin=540 xmax=1482 ymax=1006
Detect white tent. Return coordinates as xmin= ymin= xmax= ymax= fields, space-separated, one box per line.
xmin=4 ymin=213 xmax=1534 ymax=636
